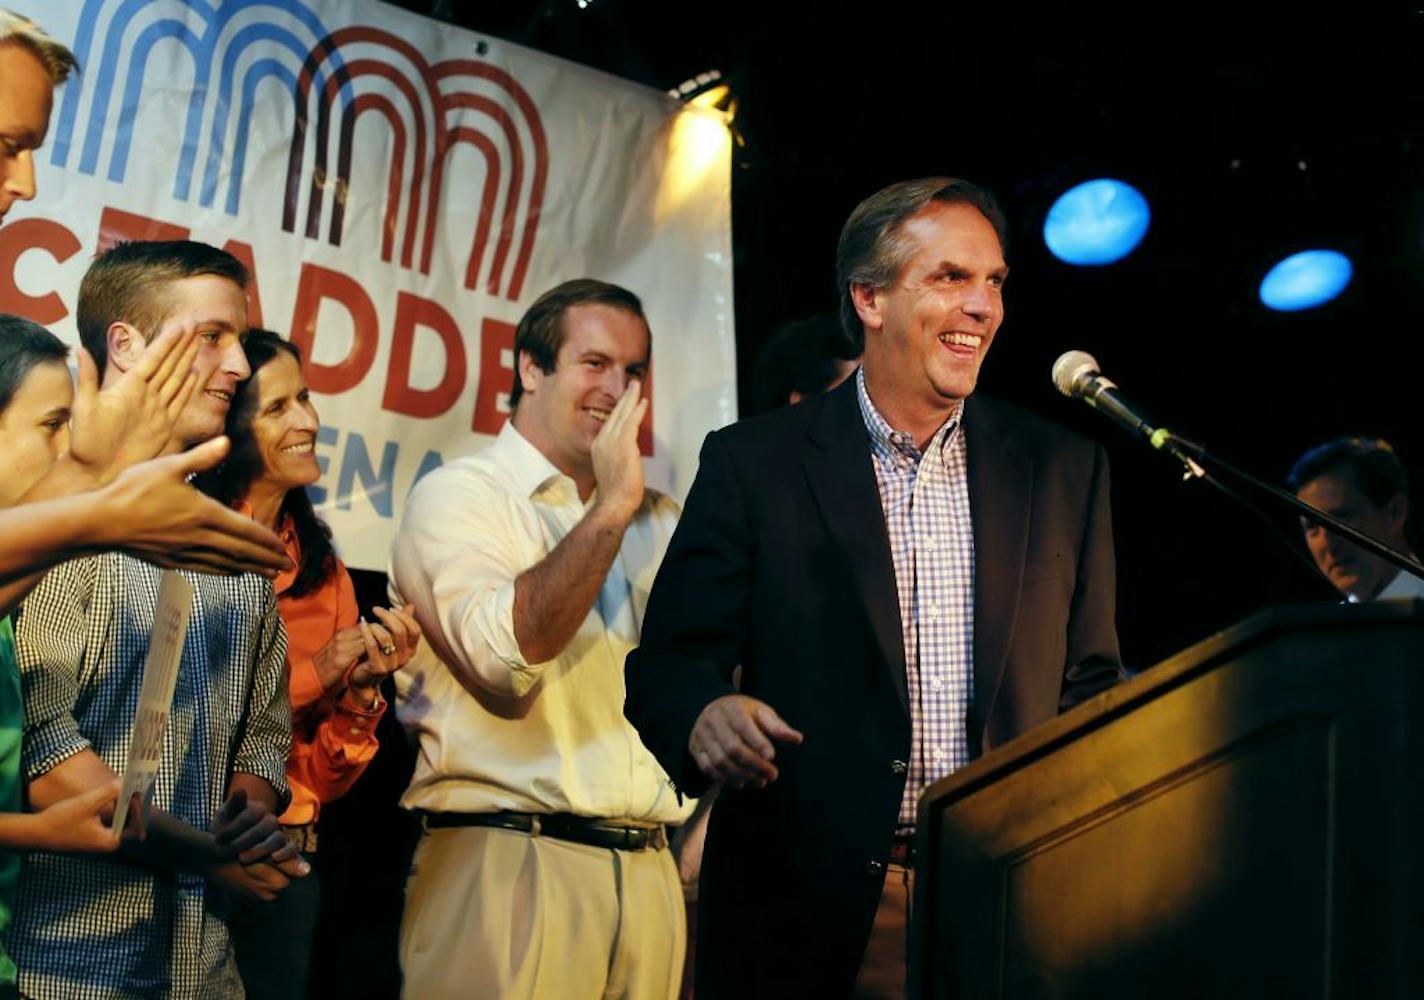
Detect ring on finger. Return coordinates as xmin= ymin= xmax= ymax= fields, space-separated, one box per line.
xmin=380 ymin=643 xmax=396 ymax=655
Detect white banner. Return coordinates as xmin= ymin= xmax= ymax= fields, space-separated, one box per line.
xmin=3 ymin=0 xmax=736 ymax=570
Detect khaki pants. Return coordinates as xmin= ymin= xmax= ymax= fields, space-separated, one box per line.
xmin=400 ymin=825 xmax=686 ymax=999
xmin=851 ymin=863 xmax=915 ymax=999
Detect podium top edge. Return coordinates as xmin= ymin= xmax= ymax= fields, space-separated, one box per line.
xmin=920 ymin=598 xmax=1424 ymax=808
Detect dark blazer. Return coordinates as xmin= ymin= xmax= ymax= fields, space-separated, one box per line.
xmin=625 ymin=377 xmax=1123 ymax=997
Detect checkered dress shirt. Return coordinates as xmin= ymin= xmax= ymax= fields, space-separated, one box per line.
xmin=856 ymin=370 xmax=975 ymax=829
xmin=11 ymin=553 xmax=290 ymax=999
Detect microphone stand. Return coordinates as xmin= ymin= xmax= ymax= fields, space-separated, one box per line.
xmin=1146 ymin=430 xmax=1424 ymax=586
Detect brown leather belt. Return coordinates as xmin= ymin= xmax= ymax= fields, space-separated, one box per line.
xmin=420 ymin=810 xmax=668 ymax=852
xmin=282 ymin=822 xmax=318 ymax=854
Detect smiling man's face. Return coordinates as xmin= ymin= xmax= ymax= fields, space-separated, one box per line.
xmin=512 ymin=301 xmax=650 ymax=487
xmin=856 ymin=200 xmax=1007 ymax=420
xmin=142 ymin=274 xmax=251 ymax=450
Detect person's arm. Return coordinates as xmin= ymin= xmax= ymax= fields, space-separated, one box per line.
xmin=27 ymin=756 xmax=303 ymax=904
xmin=511 ymin=380 xmax=647 ymax=662
xmin=0 ymin=439 xmax=290 ymax=618
xmin=1059 ymin=442 xmax=1126 ymax=709
xmin=215 ymin=598 xmax=313 ymax=903
xmin=23 ymin=324 xmax=203 ymax=503
xmin=391 ymin=385 xmax=644 ymax=698
xmin=230 ymin=583 xmax=293 ymax=816
xmin=0 ymin=779 xmax=122 ymax=853
xmin=393 ymin=490 xmax=634 ymax=698
xmin=624 ymin=430 xmax=802 ymax=796
xmin=26 ymin=750 xmax=231 ymax=871
xmin=17 ymin=558 xmax=304 ymax=914
xmin=288 ymin=568 xmax=392 ymax=805
xmin=291 ymin=696 xmax=384 ymax=807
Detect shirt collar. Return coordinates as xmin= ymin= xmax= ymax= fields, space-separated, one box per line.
xmin=1374 ymin=566 xmax=1424 ymax=602
xmin=493 ymin=419 xmax=579 ymax=502
xmin=855 ymin=367 xmax=964 ymax=468
xmin=234 ymin=498 xmax=301 ymax=591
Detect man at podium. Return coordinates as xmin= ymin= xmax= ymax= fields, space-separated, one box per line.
xmin=1289 ymin=436 xmax=1424 ymax=603
xmin=625 ymin=177 xmax=1125 ymax=997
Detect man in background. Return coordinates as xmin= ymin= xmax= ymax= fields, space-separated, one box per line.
xmin=749 ymin=313 xmax=861 ymax=414
xmin=1288 ymin=436 xmax=1423 ymax=602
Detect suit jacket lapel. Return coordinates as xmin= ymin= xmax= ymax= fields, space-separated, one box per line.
xmin=802 ymin=380 xmax=909 ymax=715
xmin=965 ymin=396 xmax=1032 ymax=748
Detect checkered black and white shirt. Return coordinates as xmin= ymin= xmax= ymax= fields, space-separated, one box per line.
xmin=11 ymin=553 xmax=290 ymax=999
xmin=856 ymin=370 xmax=975 ymax=830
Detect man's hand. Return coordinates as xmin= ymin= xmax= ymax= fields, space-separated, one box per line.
xmin=67 ymin=324 xmax=203 ymax=484
xmin=210 ymin=788 xmax=308 ymax=873
xmin=689 ymin=695 xmax=804 ymax=789
xmin=207 ymin=860 xmax=297 ymax=903
xmin=94 ymin=437 xmax=290 ymax=578
xmin=26 ymin=780 xmax=127 ymax=854
xmin=590 ymin=379 xmax=648 ymax=520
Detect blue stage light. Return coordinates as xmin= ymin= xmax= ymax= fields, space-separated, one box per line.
xmin=1259 ymin=250 xmax=1353 ymax=311
xmin=1043 ymin=179 xmax=1151 ymax=265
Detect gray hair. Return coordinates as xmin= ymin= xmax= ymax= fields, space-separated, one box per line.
xmin=0 ymin=8 xmax=77 ymax=84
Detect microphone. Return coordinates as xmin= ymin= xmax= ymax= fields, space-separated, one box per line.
xmin=1052 ymin=351 xmax=1203 ymax=473
xmin=1053 ymin=350 xmax=1165 ymax=446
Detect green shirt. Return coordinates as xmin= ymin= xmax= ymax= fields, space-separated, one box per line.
xmin=0 ymin=616 xmax=23 ymax=987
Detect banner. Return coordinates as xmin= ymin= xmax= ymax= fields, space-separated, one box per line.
xmin=2 ymin=0 xmax=736 ymax=570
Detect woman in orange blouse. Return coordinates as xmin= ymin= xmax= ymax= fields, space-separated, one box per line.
xmin=198 ymin=329 xmax=421 ymax=1000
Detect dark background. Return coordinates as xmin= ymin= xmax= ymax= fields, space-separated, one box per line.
xmin=377 ymin=0 xmax=1424 ymax=668
xmin=320 ymin=4 xmax=1424 ymax=994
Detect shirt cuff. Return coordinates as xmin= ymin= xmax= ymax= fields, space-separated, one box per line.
xmin=22 ymin=717 xmax=92 ymax=782
xmin=484 ymin=579 xmax=533 ymax=671
xmin=231 ymin=758 xmax=292 ymax=814
xmin=336 ymin=686 xmax=386 ymax=722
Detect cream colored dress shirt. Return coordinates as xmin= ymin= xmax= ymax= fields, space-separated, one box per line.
xmin=389 ymin=420 xmax=693 ymax=824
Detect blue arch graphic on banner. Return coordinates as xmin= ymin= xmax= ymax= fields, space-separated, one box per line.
xmin=226 ymin=59 xmax=299 ymax=214
xmin=51 ymin=0 xmax=348 ymax=216
xmin=201 ymin=21 xmax=342 ymax=212
xmin=111 ymin=17 xmax=205 ymax=184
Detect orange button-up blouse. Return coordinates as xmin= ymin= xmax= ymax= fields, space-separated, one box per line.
xmin=242 ymin=504 xmax=386 ymax=827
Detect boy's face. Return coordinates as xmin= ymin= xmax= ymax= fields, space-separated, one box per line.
xmin=0 ymin=359 xmax=72 ymax=508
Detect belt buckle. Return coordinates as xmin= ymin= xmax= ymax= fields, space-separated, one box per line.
xmin=888 ymin=839 xmax=915 ymax=868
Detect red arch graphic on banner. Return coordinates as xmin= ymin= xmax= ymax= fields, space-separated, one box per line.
xmin=434 ymin=60 xmax=548 ymax=300
xmin=284 ymin=26 xmax=548 ymax=302
xmin=319 ymin=60 xmax=427 ymax=267
xmin=429 ymin=94 xmax=519 ymax=285
xmin=338 ymin=93 xmax=408 ymax=264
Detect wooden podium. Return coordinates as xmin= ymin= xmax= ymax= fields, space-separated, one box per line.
xmin=913 ymin=600 xmax=1424 ymax=999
